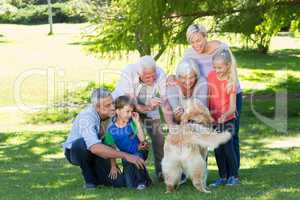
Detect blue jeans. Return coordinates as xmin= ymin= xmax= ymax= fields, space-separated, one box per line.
xmin=214 ymin=119 xmax=239 ymax=178
xmin=234 ymin=92 xmax=242 ymax=169
xmin=65 ymin=138 xmax=125 ymax=187
xmin=122 ymin=150 xmax=152 ymax=188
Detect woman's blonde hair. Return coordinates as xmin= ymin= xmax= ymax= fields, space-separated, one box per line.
xmin=186 ymin=24 xmax=207 ymax=43
xmin=212 ymin=48 xmax=238 ymax=93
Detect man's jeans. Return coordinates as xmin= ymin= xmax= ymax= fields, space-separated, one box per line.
xmin=144 ymin=119 xmax=164 ymax=177
xmin=64 ymin=138 xmax=125 ymax=187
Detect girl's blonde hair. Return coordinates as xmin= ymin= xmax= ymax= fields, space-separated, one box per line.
xmin=212 ymin=48 xmax=238 ymax=93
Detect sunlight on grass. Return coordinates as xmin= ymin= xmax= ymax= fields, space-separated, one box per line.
xmin=74 ymin=194 xmax=98 ymax=199
xmin=31 ymin=146 xmax=47 ymax=155
xmin=239 ymin=69 xmax=300 ymax=92
xmin=0 ymin=124 xmax=299 ymax=199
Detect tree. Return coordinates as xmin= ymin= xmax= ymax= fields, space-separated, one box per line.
xmin=216 ymin=0 xmax=300 ymax=53
xmin=81 ymin=0 xmax=300 ymax=59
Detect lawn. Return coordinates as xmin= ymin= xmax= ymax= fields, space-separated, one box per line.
xmin=0 ymin=117 xmax=300 ymax=200
xmin=0 ymin=23 xmax=300 ymax=199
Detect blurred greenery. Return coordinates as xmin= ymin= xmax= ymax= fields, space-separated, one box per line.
xmin=83 ymin=0 xmax=300 ymax=58
xmin=26 ymin=82 xmax=115 ymax=124
xmin=0 ymin=1 xmax=86 ymax=24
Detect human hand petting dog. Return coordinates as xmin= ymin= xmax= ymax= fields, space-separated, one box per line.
xmin=217 ymin=114 xmax=227 ymax=124
xmin=175 ymin=106 xmax=184 ymax=116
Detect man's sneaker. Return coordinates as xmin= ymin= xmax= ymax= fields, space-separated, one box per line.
xmin=136 ymin=184 xmax=146 ymax=190
xmin=226 ymin=176 xmax=240 ymax=186
xmin=179 ymin=173 xmax=188 ymax=185
xmin=83 ymin=183 xmax=97 ymax=189
xmin=209 ymin=178 xmax=227 ymax=188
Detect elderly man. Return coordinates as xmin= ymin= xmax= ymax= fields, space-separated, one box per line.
xmin=112 ymin=55 xmax=173 ymax=180
xmin=63 ymin=88 xmax=145 ymax=189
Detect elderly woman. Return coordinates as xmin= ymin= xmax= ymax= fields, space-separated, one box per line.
xmin=167 ymin=59 xmax=208 ymax=124
xmin=183 ymin=24 xmax=243 ymax=171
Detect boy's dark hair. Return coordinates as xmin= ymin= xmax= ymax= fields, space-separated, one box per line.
xmin=114 ymin=95 xmax=134 ymax=110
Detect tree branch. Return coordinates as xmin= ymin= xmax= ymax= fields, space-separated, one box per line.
xmin=165 ymin=0 xmax=300 ymax=19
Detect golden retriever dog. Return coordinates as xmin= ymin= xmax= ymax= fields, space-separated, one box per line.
xmin=161 ymin=100 xmax=231 ymax=193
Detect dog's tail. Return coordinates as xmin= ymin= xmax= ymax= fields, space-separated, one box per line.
xmin=189 ymin=131 xmax=232 ymax=149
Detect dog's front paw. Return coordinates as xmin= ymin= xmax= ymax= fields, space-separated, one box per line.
xmin=166 ymin=185 xmax=175 ymax=193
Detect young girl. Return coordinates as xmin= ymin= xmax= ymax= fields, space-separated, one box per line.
xmin=208 ymin=49 xmax=240 ymax=187
xmin=103 ymin=95 xmax=152 ymax=190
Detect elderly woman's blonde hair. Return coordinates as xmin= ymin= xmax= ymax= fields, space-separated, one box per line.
xmin=186 ymin=24 xmax=208 ymax=43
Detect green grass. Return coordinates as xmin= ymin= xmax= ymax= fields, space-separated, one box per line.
xmin=1 ymin=117 xmax=300 ymax=200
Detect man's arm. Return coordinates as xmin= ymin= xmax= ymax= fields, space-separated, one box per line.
xmin=78 ymin=116 xmax=145 ymax=169
xmin=111 ymin=66 xmax=134 ymax=99
xmin=90 ymin=143 xmax=145 ymax=169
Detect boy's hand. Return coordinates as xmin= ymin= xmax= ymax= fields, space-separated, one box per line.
xmin=108 ymin=165 xmax=121 ymax=180
xmin=132 ymin=112 xmax=140 ymax=123
xmin=138 ymin=141 xmax=149 ymax=151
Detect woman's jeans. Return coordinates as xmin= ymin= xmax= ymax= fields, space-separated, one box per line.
xmin=214 ymin=119 xmax=239 ymax=178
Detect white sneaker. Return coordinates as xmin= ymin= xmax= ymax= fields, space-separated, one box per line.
xmin=136 ymin=184 xmax=146 ymax=190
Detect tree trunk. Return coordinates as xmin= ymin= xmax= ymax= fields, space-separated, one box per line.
xmin=47 ymin=0 xmax=53 ymax=35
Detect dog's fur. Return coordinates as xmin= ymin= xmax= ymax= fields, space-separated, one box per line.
xmin=161 ymin=100 xmax=231 ymax=193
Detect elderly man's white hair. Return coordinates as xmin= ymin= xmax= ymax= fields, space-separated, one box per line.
xmin=176 ymin=59 xmax=200 ymax=79
xmin=137 ymin=55 xmax=156 ymax=74
xmin=186 ymin=24 xmax=207 ymax=43
xmin=90 ymin=88 xmax=111 ymax=106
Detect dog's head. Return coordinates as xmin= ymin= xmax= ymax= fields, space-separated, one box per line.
xmin=180 ymin=100 xmax=214 ymax=126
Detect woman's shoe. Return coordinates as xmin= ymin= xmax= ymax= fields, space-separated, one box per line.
xmin=209 ymin=178 xmax=227 ymax=188
xmin=226 ymin=176 xmax=240 ymax=186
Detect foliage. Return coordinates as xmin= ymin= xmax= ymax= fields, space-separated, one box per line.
xmin=218 ymin=1 xmax=300 ymax=53
xmin=0 ymin=1 xmax=87 ymax=24
xmin=26 ymin=82 xmax=115 ymax=124
xmin=81 ymin=0 xmax=300 ymax=58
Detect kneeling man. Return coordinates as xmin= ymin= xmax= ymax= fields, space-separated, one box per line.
xmin=63 ymin=88 xmax=145 ymax=189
